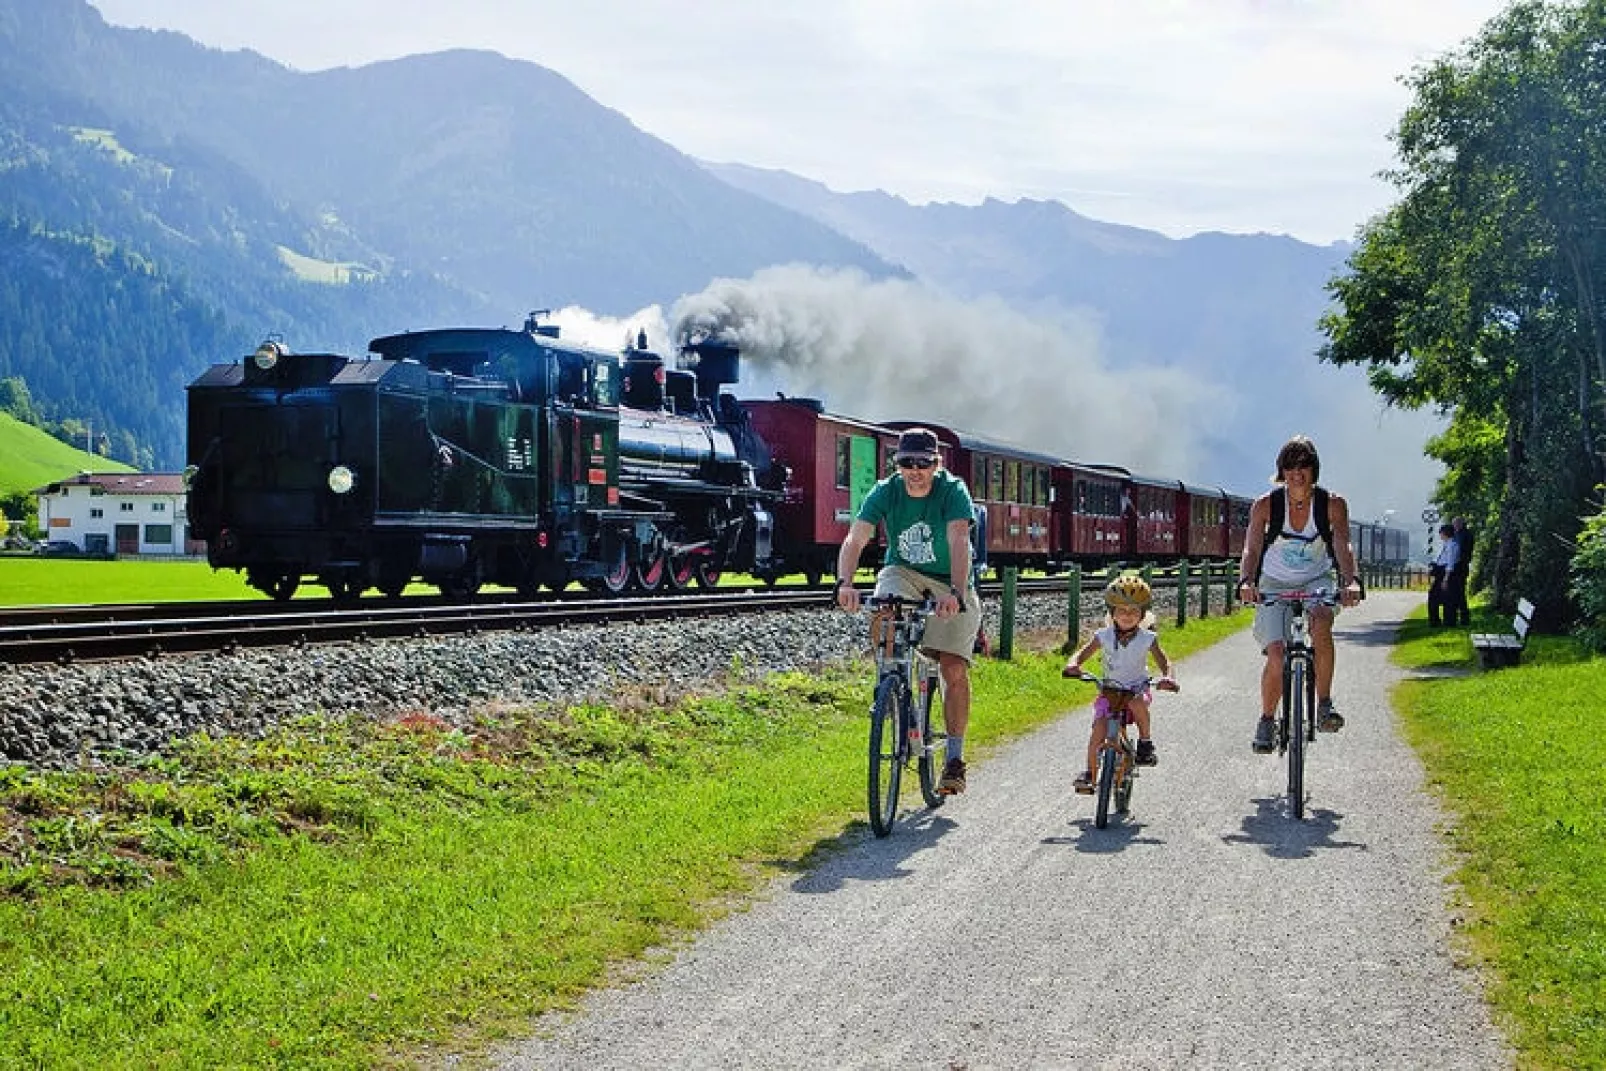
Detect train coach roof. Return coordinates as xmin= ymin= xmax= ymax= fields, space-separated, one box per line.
xmin=1182 ymin=482 xmax=1226 ymax=497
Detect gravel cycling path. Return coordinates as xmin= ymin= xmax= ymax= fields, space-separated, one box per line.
xmin=497 ymin=590 xmax=1510 ymax=1070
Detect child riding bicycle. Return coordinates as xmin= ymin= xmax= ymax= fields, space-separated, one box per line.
xmin=1063 ymin=574 xmax=1178 ymax=794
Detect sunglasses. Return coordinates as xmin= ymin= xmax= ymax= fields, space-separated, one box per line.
xmin=896 ymin=458 xmax=935 ymax=470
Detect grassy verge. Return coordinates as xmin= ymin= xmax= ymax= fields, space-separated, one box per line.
xmin=0 ymin=610 xmax=1247 ymax=1067
xmin=1391 ymin=604 xmax=1606 ymax=1069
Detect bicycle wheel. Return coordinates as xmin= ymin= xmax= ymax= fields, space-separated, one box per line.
xmin=1114 ymin=743 xmax=1134 ymax=814
xmin=1094 ymin=729 xmax=1119 ymax=829
xmin=1287 ymin=656 xmax=1307 ymax=819
xmin=916 ymin=668 xmax=948 ymax=809
xmin=868 ymin=675 xmax=905 ymax=837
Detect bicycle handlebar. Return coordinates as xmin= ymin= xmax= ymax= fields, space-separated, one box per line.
xmin=862 ymin=592 xmax=937 ymax=616
xmin=1257 ymin=589 xmax=1341 ymax=608
xmin=1061 ymin=670 xmax=1179 ymax=693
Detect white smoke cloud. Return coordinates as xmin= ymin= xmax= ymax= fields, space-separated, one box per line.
xmin=670 ymin=264 xmax=1230 ymax=479
xmin=548 ymin=303 xmax=672 ymax=354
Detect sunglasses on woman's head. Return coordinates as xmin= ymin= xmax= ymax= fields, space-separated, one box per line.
xmin=897 ymin=458 xmax=935 ymax=470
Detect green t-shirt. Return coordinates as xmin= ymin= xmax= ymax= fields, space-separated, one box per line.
xmin=857 ymin=469 xmax=975 ymax=580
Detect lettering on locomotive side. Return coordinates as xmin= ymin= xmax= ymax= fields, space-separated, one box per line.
xmin=504 ymin=437 xmax=534 ymax=471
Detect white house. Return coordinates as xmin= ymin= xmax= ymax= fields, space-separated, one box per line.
xmin=32 ymin=472 xmax=200 ymax=557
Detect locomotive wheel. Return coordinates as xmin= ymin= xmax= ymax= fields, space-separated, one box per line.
xmin=438 ymin=575 xmax=482 ymax=599
xmin=598 ymin=543 xmax=632 ymax=596
xmin=694 ymin=557 xmax=722 ymax=590
xmin=633 ymin=545 xmax=666 ymax=593
xmin=324 ymin=575 xmax=364 ymax=605
xmin=252 ymin=571 xmax=299 ymax=601
xmin=666 ymin=551 xmax=697 ymax=591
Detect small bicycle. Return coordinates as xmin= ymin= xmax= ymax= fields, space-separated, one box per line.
xmin=862 ymin=593 xmax=948 ymax=837
xmin=1259 ymin=589 xmax=1340 ymax=819
xmin=1063 ymin=670 xmax=1178 ymax=828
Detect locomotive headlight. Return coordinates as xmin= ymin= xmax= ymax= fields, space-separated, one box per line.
xmin=327 ymin=465 xmax=356 ymax=494
xmin=253 ymin=340 xmax=287 ymax=371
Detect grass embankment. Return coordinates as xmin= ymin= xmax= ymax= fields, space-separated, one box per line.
xmin=0 ymin=557 xmax=826 ymax=606
xmin=0 ymin=413 xmax=135 ymax=500
xmin=0 ymin=606 xmax=1246 ymax=1068
xmin=0 ymin=557 xmax=262 ymax=603
xmin=1392 ymin=607 xmax=1606 ymax=1070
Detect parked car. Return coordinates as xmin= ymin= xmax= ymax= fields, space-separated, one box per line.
xmin=39 ymin=539 xmax=82 ymax=556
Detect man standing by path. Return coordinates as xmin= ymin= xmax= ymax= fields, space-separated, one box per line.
xmin=1447 ymin=516 xmax=1474 ymax=626
xmin=503 ymin=591 xmax=1510 ymax=1070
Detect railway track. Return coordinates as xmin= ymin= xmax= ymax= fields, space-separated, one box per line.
xmin=0 ymin=574 xmax=1165 ymax=666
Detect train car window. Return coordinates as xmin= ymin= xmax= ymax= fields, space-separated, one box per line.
xmin=972 ymin=456 xmax=987 ymax=499
xmin=835 ymin=435 xmax=851 ymax=489
xmin=989 ymin=458 xmax=1004 ymax=501
xmin=883 ymin=444 xmax=896 ymax=473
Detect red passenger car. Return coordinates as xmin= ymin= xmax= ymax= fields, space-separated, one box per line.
xmin=1184 ymin=483 xmax=1230 ymax=559
xmin=1049 ymin=461 xmax=1128 ymax=566
xmin=742 ymin=397 xmax=899 ymax=583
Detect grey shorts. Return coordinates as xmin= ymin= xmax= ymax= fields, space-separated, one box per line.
xmin=1252 ymin=575 xmax=1339 ymax=651
xmin=874 ymin=564 xmax=981 ymax=664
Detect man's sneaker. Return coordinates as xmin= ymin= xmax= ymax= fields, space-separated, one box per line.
xmin=939 ymin=758 xmax=967 ymax=795
xmin=1252 ymin=717 xmax=1277 ymax=754
xmin=1318 ymin=700 xmax=1345 ymax=733
xmin=1135 ymin=739 xmax=1158 ymax=766
xmin=1073 ymin=771 xmax=1095 ymax=795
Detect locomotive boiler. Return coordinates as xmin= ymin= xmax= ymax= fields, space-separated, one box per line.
xmin=186 ymin=314 xmax=779 ymax=601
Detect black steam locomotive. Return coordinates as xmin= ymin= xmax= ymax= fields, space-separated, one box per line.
xmin=186 ymin=314 xmax=780 ymax=601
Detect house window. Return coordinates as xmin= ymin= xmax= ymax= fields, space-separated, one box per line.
xmin=120 ymin=502 xmax=134 ymax=512
xmin=90 ymin=508 xmax=104 ymax=519
xmin=152 ymin=502 xmax=166 ymax=513
xmin=145 ymin=524 xmax=173 ymax=545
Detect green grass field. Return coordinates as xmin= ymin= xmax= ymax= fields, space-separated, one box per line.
xmin=0 ymin=556 xmax=261 ymax=604
xmin=1391 ymin=608 xmax=1606 ymax=1070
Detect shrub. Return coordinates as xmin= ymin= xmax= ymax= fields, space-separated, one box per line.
xmin=1570 ymin=493 xmax=1606 ymax=653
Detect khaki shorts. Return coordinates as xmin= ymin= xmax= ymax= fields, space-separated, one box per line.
xmin=873 ymin=564 xmax=981 ymax=664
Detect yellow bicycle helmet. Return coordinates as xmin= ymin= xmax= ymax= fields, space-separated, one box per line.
xmin=1104 ymin=573 xmax=1153 ymax=611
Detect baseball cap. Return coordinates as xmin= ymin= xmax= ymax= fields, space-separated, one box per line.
xmin=893 ymin=427 xmax=940 ymax=461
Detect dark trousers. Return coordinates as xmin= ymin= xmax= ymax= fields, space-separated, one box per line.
xmin=1427 ymin=565 xmax=1448 ymax=626
xmin=1446 ymin=567 xmax=1470 ymax=626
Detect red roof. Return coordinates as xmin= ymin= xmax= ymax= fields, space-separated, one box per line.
xmin=34 ymin=472 xmax=186 ymax=496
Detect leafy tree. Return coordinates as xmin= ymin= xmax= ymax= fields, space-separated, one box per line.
xmin=1320 ymin=0 xmax=1606 ymax=626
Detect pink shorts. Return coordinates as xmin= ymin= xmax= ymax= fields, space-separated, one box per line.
xmin=1093 ymin=689 xmax=1151 ymax=723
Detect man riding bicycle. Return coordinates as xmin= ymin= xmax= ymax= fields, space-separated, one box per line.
xmin=1236 ymin=435 xmax=1362 ymax=754
xmin=836 ymin=427 xmax=981 ymax=794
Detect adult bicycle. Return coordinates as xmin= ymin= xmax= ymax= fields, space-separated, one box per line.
xmin=1063 ymin=670 xmax=1177 ymax=828
xmin=862 ymin=593 xmax=947 ymax=837
xmin=1259 ymin=589 xmax=1340 ymax=819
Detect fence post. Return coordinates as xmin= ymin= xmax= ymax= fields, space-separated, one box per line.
xmin=1199 ymin=559 xmax=1211 ymax=618
xmin=998 ymin=566 xmax=1017 ymax=660
xmin=1066 ymin=563 xmax=1082 ymax=649
xmin=1176 ymin=559 xmax=1190 ymax=628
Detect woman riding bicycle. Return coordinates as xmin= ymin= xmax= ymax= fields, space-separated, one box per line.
xmin=1063 ymin=574 xmax=1177 ymax=795
xmin=1236 ymin=435 xmax=1362 ymax=754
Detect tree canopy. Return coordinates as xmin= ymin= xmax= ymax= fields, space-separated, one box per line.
xmin=1320 ymin=0 xmax=1606 ymax=627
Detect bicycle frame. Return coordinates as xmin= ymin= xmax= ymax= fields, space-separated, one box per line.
xmin=1260 ymin=590 xmax=1337 ymax=820
xmin=1067 ymin=672 xmax=1158 ymax=829
xmin=863 ymin=595 xmax=947 ymax=836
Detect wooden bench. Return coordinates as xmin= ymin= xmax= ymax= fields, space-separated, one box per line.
xmin=1471 ymin=597 xmax=1534 ymax=668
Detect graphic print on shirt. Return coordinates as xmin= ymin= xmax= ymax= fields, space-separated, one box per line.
xmin=1276 ymin=531 xmax=1322 ymax=572
xmin=897 ymin=520 xmax=938 ymax=566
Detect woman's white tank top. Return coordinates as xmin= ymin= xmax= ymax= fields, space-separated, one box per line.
xmin=1260 ymin=506 xmax=1334 ymax=585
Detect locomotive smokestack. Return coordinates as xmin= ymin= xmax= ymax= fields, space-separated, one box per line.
xmin=680 ymin=338 xmax=741 ymax=400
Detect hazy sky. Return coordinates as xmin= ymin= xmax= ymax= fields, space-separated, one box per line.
xmin=90 ymin=0 xmax=1511 ymax=244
